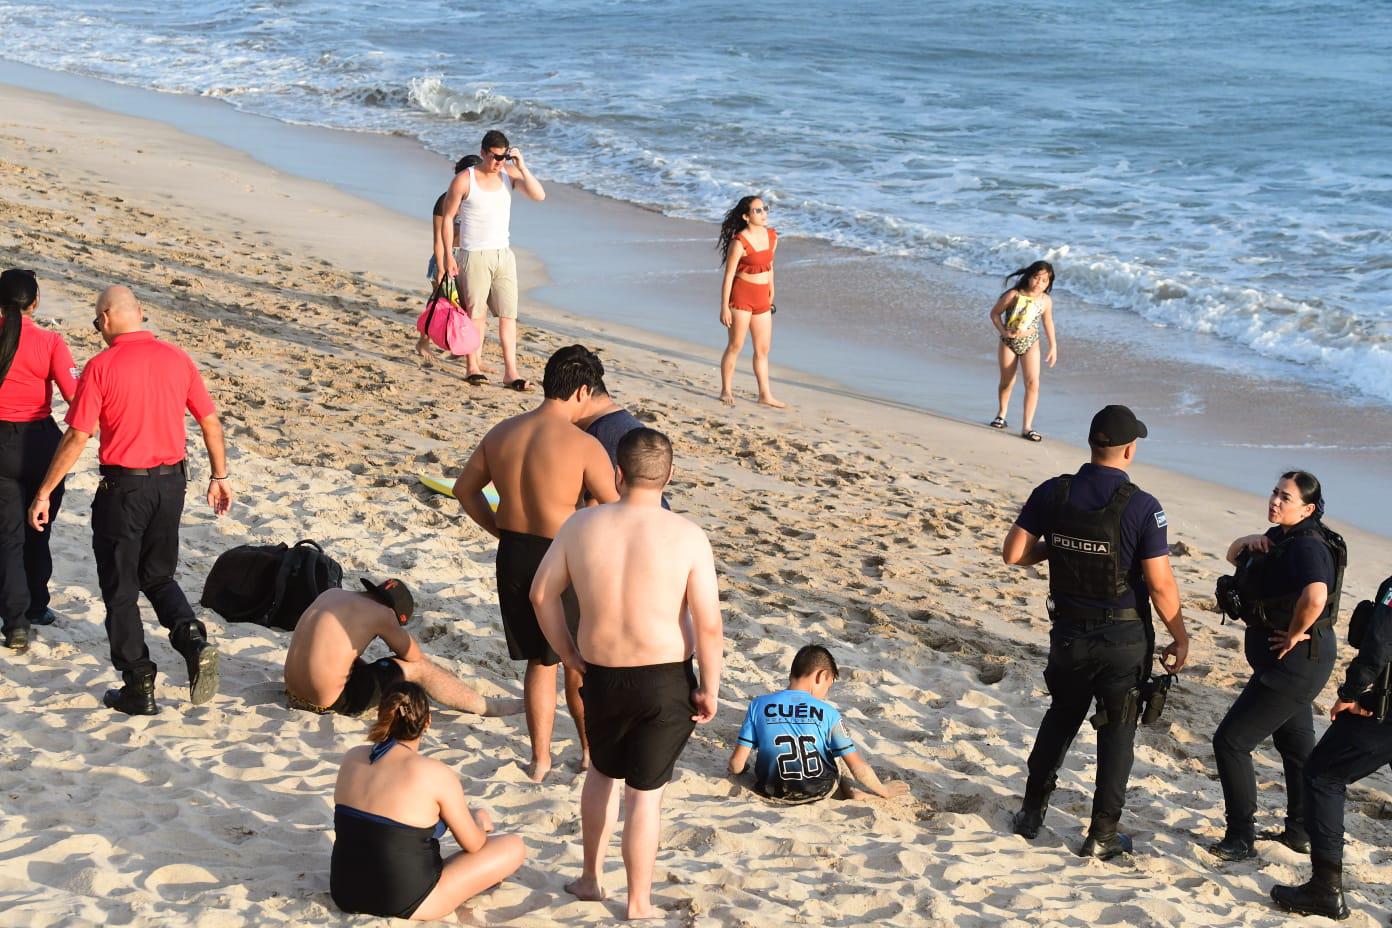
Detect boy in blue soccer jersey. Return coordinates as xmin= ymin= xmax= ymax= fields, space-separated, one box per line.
xmin=728 ymin=645 xmax=908 ymax=802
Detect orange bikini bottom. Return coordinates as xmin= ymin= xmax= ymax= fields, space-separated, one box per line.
xmin=729 ymin=277 xmax=772 ymax=315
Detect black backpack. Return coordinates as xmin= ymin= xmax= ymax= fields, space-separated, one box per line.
xmin=200 ymin=539 xmax=344 ymax=631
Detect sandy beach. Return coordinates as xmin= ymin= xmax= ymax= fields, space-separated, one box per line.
xmin=3 ymin=80 xmax=1392 ymax=927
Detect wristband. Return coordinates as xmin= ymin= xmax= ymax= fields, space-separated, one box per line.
xmin=209 ymin=475 xmax=230 ymax=481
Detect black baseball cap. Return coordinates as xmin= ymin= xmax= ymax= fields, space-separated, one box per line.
xmin=1088 ymin=405 xmax=1148 ymax=447
xmin=361 ymin=577 xmax=414 ymax=626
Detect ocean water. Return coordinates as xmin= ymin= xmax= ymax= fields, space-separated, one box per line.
xmin=1 ymin=1 xmax=1389 ymax=402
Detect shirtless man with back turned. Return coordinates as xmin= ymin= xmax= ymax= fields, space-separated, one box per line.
xmin=454 ymin=345 xmax=618 ymax=781
xmin=532 ymin=428 xmax=723 ymax=921
xmin=284 ymin=580 xmax=521 ymax=717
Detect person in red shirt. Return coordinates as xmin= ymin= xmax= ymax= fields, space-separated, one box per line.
xmin=28 ymin=285 xmax=234 ymax=715
xmin=0 ymin=269 xmax=78 ymax=653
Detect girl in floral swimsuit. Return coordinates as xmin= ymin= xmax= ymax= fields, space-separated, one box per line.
xmin=988 ymin=260 xmax=1058 ymax=442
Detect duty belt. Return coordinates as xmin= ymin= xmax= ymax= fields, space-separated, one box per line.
xmin=1050 ymin=605 xmax=1143 ymax=625
xmin=99 ymin=461 xmax=187 ymax=477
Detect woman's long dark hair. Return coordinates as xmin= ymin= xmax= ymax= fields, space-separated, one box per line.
xmin=716 ymin=195 xmax=762 ymax=265
xmin=1281 ymin=469 xmax=1325 ymax=520
xmin=0 ymin=269 xmax=37 ymax=386
xmin=1004 ymin=260 xmax=1055 ymax=295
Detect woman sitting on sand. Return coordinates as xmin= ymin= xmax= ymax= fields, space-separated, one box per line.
xmin=330 ymin=682 xmax=525 ymax=920
xmin=717 ymin=194 xmax=784 ymax=408
xmin=988 ymin=260 xmax=1057 ymax=441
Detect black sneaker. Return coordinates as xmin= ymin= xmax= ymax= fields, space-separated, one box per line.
xmin=29 ymin=609 xmax=56 ymax=626
xmin=1261 ymin=827 xmax=1312 ymax=854
xmin=3 ymin=627 xmax=29 ymax=653
xmin=1079 ymin=830 xmax=1133 ymax=861
xmin=1210 ymin=830 xmax=1257 ymax=861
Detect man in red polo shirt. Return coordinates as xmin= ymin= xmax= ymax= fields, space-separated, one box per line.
xmin=28 ymin=286 xmax=234 ymax=715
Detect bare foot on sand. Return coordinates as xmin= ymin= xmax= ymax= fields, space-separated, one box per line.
xmin=482 ymin=697 xmax=525 ymax=717
xmin=718 ymin=392 xmax=735 ymax=406
xmin=758 ymin=395 xmax=787 ymax=409
xmin=526 ymin=757 xmax=552 ymax=783
xmin=627 ymin=900 xmax=666 ymax=920
xmin=564 ymin=877 xmax=606 ymax=902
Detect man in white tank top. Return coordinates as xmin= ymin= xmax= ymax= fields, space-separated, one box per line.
xmin=441 ymin=130 xmax=547 ymax=390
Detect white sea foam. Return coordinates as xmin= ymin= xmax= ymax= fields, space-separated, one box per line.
xmin=0 ymin=0 xmax=1388 ymax=402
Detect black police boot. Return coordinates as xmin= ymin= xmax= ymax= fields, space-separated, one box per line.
xmin=1270 ymin=855 xmax=1351 ymax=920
xmin=1262 ymin=824 xmax=1312 ymax=854
xmin=3 ymin=626 xmax=29 ymax=653
xmin=1210 ymin=827 xmax=1257 ymax=862
xmin=173 ymin=624 xmax=220 ymax=707
xmin=1078 ymin=821 xmax=1133 ymax=860
xmin=1011 ymin=783 xmax=1055 ymax=839
xmin=103 ymin=670 xmax=159 ymax=716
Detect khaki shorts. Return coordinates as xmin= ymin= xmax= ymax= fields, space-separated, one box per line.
xmin=458 ymin=247 xmax=518 ymax=320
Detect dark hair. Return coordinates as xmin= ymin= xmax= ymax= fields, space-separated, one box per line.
xmin=589 ymin=350 xmax=609 ymax=397
xmin=454 ymin=154 xmax=482 ymax=174
xmin=542 ymin=344 xmax=604 ymax=400
xmin=790 ymin=644 xmax=839 ymax=680
xmin=0 ymin=269 xmax=37 ymax=386
xmin=481 ymin=129 xmax=510 ymax=152
xmin=367 ymin=681 xmax=430 ymax=742
xmin=716 ymin=195 xmax=763 ymax=264
xmin=1004 ymin=260 xmax=1055 ymax=295
xmin=616 ymin=428 xmax=672 ymax=487
xmin=1280 ymin=470 xmax=1325 ymax=519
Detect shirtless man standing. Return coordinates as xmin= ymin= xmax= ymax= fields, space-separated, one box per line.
xmin=532 ymin=428 xmax=723 ymax=921
xmin=454 ymin=345 xmax=618 ymax=781
xmin=284 ymin=579 xmax=521 ymax=717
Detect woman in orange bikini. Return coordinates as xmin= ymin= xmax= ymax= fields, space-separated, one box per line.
xmin=717 ymin=195 xmax=784 ymax=408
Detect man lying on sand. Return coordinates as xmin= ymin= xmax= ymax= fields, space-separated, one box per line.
xmin=284 ymin=579 xmax=522 ymax=717
xmin=532 ymin=427 xmax=723 ymax=921
xmin=729 ymin=644 xmax=908 ymax=802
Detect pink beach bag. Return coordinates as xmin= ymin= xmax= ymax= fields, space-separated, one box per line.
xmin=416 ymin=277 xmax=480 ymax=356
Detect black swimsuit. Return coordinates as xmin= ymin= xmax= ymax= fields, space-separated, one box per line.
xmin=329 ymin=740 xmax=447 ymax=919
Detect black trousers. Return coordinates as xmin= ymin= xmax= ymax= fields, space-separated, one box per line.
xmin=0 ymin=417 xmax=64 ymax=633
xmin=1212 ymin=627 xmax=1333 ymax=836
xmin=91 ymin=471 xmax=201 ymax=678
xmin=1304 ymin=714 xmax=1392 ymax=863
xmin=1023 ymin=618 xmax=1149 ymax=829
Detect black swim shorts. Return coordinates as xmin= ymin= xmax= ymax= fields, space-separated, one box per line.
xmin=582 ymin=658 xmax=698 ymax=791
xmin=331 ymin=657 xmax=406 ymax=716
xmin=496 ymin=530 xmax=578 ymax=665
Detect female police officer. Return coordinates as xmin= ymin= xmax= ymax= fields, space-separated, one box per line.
xmin=1209 ymin=470 xmax=1344 ymax=861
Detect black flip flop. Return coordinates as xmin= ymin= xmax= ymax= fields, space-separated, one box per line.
xmin=989 ymin=416 xmax=1007 ymax=430
xmin=465 ymin=373 xmax=488 ymax=385
xmin=505 ymin=378 xmax=531 ymax=392
xmin=1022 ymin=430 xmax=1043 ymax=442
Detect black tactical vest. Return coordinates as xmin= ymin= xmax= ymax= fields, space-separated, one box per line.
xmin=1045 ymin=476 xmax=1137 ymax=601
xmin=1245 ymin=520 xmax=1347 ymax=631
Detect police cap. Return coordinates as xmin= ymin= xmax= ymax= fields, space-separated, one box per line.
xmin=1088 ymin=405 xmax=1148 ymax=447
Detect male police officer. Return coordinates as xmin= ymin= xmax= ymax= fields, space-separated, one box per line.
xmin=1001 ymin=404 xmax=1189 ymax=858
xmin=28 ymin=286 xmax=233 ymax=715
xmin=1270 ymin=579 xmax=1392 ymax=920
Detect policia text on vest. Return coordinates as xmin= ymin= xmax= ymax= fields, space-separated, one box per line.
xmin=1000 ymin=405 xmax=1190 ymax=861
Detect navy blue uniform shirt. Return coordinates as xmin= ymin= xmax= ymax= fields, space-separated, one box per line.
xmin=1016 ymin=463 xmax=1169 ymax=613
xmin=1258 ymin=519 xmax=1335 ymax=601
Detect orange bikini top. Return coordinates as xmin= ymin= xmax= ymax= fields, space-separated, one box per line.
xmin=736 ymin=228 xmax=777 ymax=273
